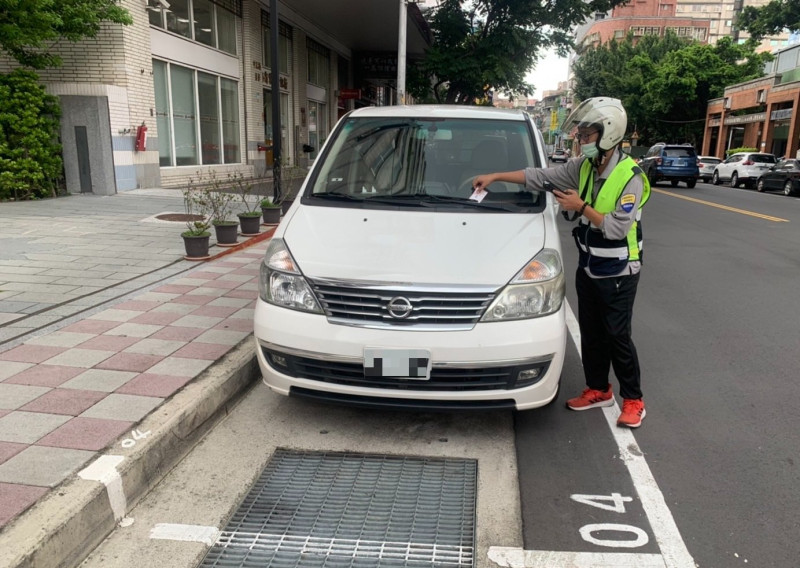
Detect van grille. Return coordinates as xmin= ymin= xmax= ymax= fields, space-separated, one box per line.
xmin=310 ymin=280 xmax=496 ymax=330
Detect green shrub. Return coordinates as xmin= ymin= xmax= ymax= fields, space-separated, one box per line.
xmin=725 ymin=147 xmax=758 ymax=156
xmin=0 ymin=69 xmax=63 ymax=200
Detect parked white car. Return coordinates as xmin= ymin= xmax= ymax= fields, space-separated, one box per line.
xmin=254 ymin=105 xmax=567 ymax=411
xmin=712 ymin=152 xmax=777 ymax=188
xmin=697 ymin=156 xmax=721 ymax=183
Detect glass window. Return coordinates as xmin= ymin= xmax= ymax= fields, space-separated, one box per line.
xmin=147 ymin=0 xmax=165 ymax=27
xmin=194 ymin=0 xmax=215 ymax=48
xmin=221 ymin=78 xmax=240 ymax=164
xmin=153 ymin=60 xmax=173 ymax=167
xmin=171 ymin=65 xmax=198 ymax=166
xmin=166 ymin=0 xmax=192 ymax=39
xmin=217 ymin=7 xmax=237 ymax=55
xmin=198 ymin=72 xmax=221 ymax=165
xmin=308 ymin=100 xmax=328 ymax=160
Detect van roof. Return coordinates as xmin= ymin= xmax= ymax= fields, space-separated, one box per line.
xmin=347 ymin=105 xmax=530 ymax=121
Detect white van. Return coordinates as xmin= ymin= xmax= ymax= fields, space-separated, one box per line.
xmin=254 ymin=105 xmax=566 ymax=411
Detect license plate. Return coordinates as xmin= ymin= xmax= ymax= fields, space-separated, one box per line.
xmin=676 ymin=160 xmax=686 ymax=166
xmin=364 ymin=348 xmax=431 ymax=380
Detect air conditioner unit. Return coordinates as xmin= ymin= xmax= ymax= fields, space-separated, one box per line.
xmin=724 ymin=97 xmax=731 ymax=109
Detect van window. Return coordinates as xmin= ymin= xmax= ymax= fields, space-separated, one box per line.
xmin=310 ymin=117 xmax=540 ymax=202
xmin=750 ymin=154 xmax=776 ymax=163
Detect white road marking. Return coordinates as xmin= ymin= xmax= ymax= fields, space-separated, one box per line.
xmin=149 ymin=523 xmax=220 ymax=546
xmin=78 ymin=455 xmax=131 ymax=525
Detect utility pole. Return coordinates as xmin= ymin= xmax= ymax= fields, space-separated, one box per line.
xmin=270 ymin=0 xmax=282 ymax=201
xmin=397 ymin=0 xmax=407 ymax=105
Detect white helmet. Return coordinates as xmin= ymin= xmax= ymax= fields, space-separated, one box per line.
xmin=561 ymin=97 xmax=627 ymax=152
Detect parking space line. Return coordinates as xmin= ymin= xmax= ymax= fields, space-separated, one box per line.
xmin=652 ymin=188 xmax=789 ymax=222
xmin=487 ymin=547 xmax=666 ymax=567
xmin=565 ymin=300 xmax=695 ymax=568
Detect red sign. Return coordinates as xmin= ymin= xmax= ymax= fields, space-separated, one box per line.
xmin=339 ymin=88 xmax=362 ymax=100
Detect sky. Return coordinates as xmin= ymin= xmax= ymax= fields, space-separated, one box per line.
xmin=525 ymin=51 xmax=571 ymax=100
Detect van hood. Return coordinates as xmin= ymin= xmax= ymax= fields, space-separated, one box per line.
xmin=282 ymin=205 xmax=546 ymax=286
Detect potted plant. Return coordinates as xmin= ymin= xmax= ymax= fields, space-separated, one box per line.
xmin=181 ymin=180 xmax=212 ymax=260
xmin=231 ymin=173 xmax=262 ymax=236
xmin=260 ymin=197 xmax=282 ymax=225
xmin=205 ymin=170 xmax=238 ymax=247
xmin=278 ymin=163 xmax=307 ymax=214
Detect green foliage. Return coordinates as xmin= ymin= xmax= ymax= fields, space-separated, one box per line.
xmin=738 ymin=0 xmax=800 ymax=39
xmin=573 ymin=33 xmax=772 ymax=147
xmin=408 ymin=0 xmax=628 ymax=104
xmin=726 ymin=146 xmax=759 ymax=156
xmin=0 ymin=69 xmax=62 ymax=200
xmin=0 ymin=0 xmax=132 ymax=69
xmin=182 ymin=177 xmax=212 ymax=237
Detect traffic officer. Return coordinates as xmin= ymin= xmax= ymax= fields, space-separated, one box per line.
xmin=472 ymin=97 xmax=651 ymax=428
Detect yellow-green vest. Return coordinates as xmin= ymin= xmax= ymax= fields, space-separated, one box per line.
xmin=574 ymin=155 xmax=651 ymax=276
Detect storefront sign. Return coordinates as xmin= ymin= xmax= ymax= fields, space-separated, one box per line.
xmin=771 ymin=108 xmax=793 ymax=121
xmin=724 ymin=112 xmax=766 ymax=125
xmin=339 ymin=89 xmax=362 ymax=100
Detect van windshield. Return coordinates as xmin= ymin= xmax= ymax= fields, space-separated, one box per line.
xmin=308 ymin=117 xmax=542 ymax=209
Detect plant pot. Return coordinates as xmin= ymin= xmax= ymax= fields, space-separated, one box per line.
xmin=281 ymin=199 xmax=295 ymax=215
xmin=214 ymin=222 xmax=239 ymax=247
xmin=182 ymin=233 xmax=211 ymax=260
xmin=238 ymin=213 xmax=262 ymax=236
xmin=261 ymin=206 xmax=281 ymax=225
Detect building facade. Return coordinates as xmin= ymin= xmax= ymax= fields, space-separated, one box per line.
xmin=0 ymin=0 xmax=431 ymax=195
xmin=704 ymin=44 xmax=800 ymax=159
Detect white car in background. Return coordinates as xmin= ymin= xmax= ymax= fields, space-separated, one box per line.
xmin=254 ymin=105 xmax=567 ymax=411
xmin=697 ymin=156 xmax=721 ymax=183
xmin=712 ymin=152 xmax=777 ymax=188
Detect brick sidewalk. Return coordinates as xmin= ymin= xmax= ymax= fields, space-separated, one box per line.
xmin=0 ymin=239 xmax=270 ymax=529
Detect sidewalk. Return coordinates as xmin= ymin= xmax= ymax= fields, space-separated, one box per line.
xmin=0 ymin=190 xmax=275 ymax=567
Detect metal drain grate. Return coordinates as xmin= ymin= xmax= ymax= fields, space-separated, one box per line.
xmin=200 ymin=448 xmax=477 ymax=567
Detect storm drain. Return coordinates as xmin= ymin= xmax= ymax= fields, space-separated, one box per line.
xmin=199 ymin=448 xmax=477 ymax=567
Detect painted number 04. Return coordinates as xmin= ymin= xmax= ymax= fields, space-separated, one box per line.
xmin=571 ymin=493 xmax=649 ymax=548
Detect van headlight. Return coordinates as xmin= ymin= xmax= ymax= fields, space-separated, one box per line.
xmin=258 ymin=238 xmax=323 ymax=314
xmin=481 ymin=249 xmax=565 ymax=321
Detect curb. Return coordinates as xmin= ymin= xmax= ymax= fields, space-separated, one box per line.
xmin=0 ymin=340 xmax=260 ymax=568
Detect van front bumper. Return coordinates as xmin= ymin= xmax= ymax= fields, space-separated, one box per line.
xmin=253 ymin=299 xmax=566 ymax=411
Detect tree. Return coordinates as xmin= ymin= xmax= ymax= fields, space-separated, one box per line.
xmin=573 ymin=33 xmax=771 ymax=147
xmin=737 ymin=1 xmax=800 ymax=39
xmin=408 ymin=0 xmax=628 ymax=104
xmin=0 ymin=0 xmax=132 ymax=69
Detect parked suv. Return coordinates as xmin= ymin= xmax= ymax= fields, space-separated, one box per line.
xmin=712 ymin=152 xmax=777 ymax=188
xmin=254 ymin=105 xmax=566 ymax=411
xmin=641 ymin=143 xmax=700 ymax=188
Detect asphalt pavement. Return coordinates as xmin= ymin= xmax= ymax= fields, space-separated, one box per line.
xmin=0 ymin=190 xmax=276 ymax=567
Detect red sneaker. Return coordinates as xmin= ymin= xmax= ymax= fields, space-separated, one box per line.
xmin=617 ymin=398 xmax=646 ymax=428
xmin=566 ymin=385 xmax=613 ymax=411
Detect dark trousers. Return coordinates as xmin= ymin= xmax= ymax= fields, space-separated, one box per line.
xmin=575 ymin=267 xmax=642 ymax=400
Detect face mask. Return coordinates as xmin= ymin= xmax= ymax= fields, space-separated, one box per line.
xmin=581 ymin=143 xmax=599 ymax=159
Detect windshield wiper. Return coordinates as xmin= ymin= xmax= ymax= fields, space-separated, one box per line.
xmin=311 ymin=191 xmax=362 ymax=201
xmin=363 ymin=193 xmax=518 ymax=211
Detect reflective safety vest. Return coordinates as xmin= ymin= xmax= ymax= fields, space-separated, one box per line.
xmin=573 ymin=155 xmax=651 ymax=276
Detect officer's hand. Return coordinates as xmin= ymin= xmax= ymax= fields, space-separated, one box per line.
xmin=553 ymin=188 xmax=583 ymax=211
xmin=472 ymin=174 xmax=494 ymax=192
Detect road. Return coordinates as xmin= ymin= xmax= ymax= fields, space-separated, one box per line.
xmin=517 ymin=181 xmax=800 ymax=567
xmin=80 ymin=182 xmax=799 ymax=568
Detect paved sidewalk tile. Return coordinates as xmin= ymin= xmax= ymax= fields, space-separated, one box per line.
xmin=20 ymin=389 xmax=107 ymax=416
xmin=116 ymin=374 xmax=193 ymax=398
xmin=194 ymin=329 xmax=250 ymax=345
xmin=76 ymin=335 xmax=140 ymax=351
xmin=0 ymin=345 xmax=67 ymax=364
xmin=0 ymin=384 xmax=51 ymax=410
xmin=171 ymin=314 xmax=223 ymax=328
xmin=37 ymin=417 xmax=133 ymax=451
xmin=61 ymin=369 xmax=138 ymax=392
xmin=25 ymin=332 xmax=97 ymax=348
xmin=123 ymin=338 xmax=185 ymax=356
xmin=149 ymin=325 xmax=205 ymax=342
xmin=88 ymin=309 xmax=145 ymax=322
xmin=60 ymin=319 xmax=122 ymax=334
xmin=0 ymin=483 xmax=49 ymax=526
xmin=0 ymin=446 xmax=95 ymax=486
xmin=103 ymin=322 xmax=162 ymax=338
xmin=0 ymin=442 xmax=26 ymax=465
xmin=79 ymin=394 xmax=162 ymax=422
xmin=42 ymin=348 xmax=115 ymax=368
xmin=2 ymin=365 xmax=84 ymax=388
xmin=95 ymin=352 xmax=164 ymax=373
xmin=128 ymin=311 xmax=184 ymax=325
xmin=145 ymin=356 xmax=213 ymax=377
xmin=0 ymin=361 xmax=33 ymax=381
xmin=171 ymin=342 xmax=233 ymax=360
xmin=0 ymin=411 xmax=71 ymax=444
